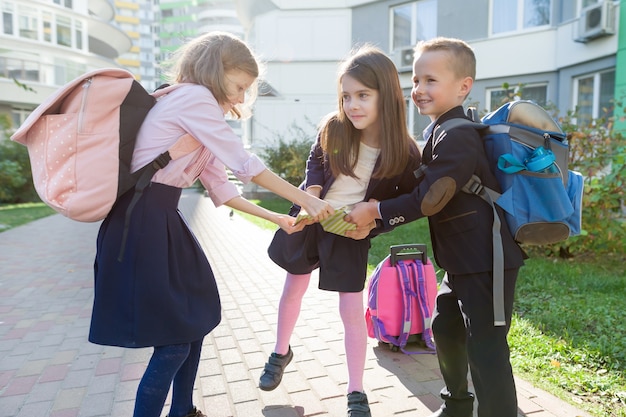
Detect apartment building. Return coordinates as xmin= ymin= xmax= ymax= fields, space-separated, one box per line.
xmin=0 ymin=0 xmax=132 ymax=129
xmin=236 ymin=0 xmax=623 ymax=147
xmin=114 ymin=0 xmax=160 ymax=92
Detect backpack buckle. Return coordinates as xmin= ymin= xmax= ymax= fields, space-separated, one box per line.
xmin=462 ymin=175 xmax=483 ymax=195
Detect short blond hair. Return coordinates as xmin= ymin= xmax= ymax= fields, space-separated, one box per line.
xmin=167 ymin=31 xmax=262 ymax=119
xmin=414 ymin=37 xmax=476 ymax=81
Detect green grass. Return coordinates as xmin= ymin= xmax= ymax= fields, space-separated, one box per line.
xmin=6 ymin=198 xmax=626 ymax=416
xmin=238 ymin=197 xmax=626 ymax=417
xmin=0 ymin=202 xmax=56 ymax=232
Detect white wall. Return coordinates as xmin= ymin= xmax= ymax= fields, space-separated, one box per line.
xmin=246 ymin=8 xmax=353 ymax=147
xmin=472 ymin=19 xmax=619 ymax=80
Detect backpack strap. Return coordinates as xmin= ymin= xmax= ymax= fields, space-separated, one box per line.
xmin=438 ymin=116 xmax=508 ymax=327
xmin=462 ymin=175 xmax=506 ymax=326
xmin=402 ymin=260 xmax=436 ymax=352
xmin=396 ymin=260 xmax=436 ymax=354
xmin=117 ymin=83 xmax=200 ymax=262
xmin=117 ymin=152 xmax=173 ymax=261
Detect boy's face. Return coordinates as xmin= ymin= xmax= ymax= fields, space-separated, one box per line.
xmin=411 ymin=50 xmax=472 ymax=122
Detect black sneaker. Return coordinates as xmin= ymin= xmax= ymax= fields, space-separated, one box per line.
xmin=347 ymin=391 xmax=371 ymax=417
xmin=258 ymin=346 xmax=293 ymax=391
xmin=166 ymin=407 xmax=206 ymax=417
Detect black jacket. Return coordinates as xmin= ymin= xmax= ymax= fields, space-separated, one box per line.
xmin=379 ymin=106 xmax=525 ymax=274
xmin=291 ymin=135 xmax=422 ymax=238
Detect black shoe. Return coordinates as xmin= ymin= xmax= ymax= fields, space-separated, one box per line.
xmin=347 ymin=391 xmax=371 ymax=417
xmin=184 ymin=408 xmax=206 ymax=417
xmin=167 ymin=407 xmax=206 ymax=417
xmin=258 ymin=346 xmax=293 ymax=391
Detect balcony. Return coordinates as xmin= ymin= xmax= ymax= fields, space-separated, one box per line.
xmin=88 ymin=0 xmax=115 ymax=21
xmin=87 ymin=17 xmax=133 ymax=59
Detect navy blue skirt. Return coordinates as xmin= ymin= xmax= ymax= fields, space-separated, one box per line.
xmin=89 ymin=183 xmax=221 ymax=348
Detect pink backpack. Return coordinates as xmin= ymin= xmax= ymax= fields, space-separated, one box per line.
xmin=10 ymin=68 xmax=197 ymax=222
xmin=365 ymin=244 xmax=438 ymax=354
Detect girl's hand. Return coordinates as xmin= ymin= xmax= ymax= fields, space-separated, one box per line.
xmin=301 ymin=194 xmax=334 ymax=222
xmin=344 ymin=220 xmax=376 ymax=240
xmin=275 ymin=214 xmax=308 ymax=234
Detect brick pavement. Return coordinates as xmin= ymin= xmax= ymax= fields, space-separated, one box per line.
xmin=0 ymin=189 xmax=593 ymax=417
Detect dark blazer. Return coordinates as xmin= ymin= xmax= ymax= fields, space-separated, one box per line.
xmin=291 ymin=135 xmax=422 ymax=238
xmin=379 ymin=106 xmax=525 ymax=274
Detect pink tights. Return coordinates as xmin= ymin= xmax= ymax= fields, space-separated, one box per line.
xmin=274 ymin=272 xmax=367 ymax=393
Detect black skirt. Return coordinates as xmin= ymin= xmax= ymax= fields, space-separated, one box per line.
xmin=89 ymin=183 xmax=221 ymax=348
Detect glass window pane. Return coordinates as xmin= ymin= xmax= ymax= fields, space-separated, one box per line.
xmin=489 ymin=89 xmax=512 ymax=111
xmin=56 ymin=15 xmax=71 ymax=47
xmin=582 ymin=0 xmax=599 ymax=8
xmin=524 ymin=0 xmax=550 ymax=28
xmin=18 ymin=6 xmax=38 ymax=40
xmin=493 ymin=0 xmax=517 ymax=34
xmin=599 ymin=70 xmax=615 ymax=119
xmin=522 ymin=85 xmax=547 ymax=107
xmin=415 ymin=0 xmax=437 ymax=42
xmin=3 ymin=12 xmax=12 ymax=35
xmin=42 ymin=12 xmax=51 ymax=42
xmin=392 ymin=4 xmax=412 ymax=49
xmin=576 ymin=76 xmax=594 ymax=126
xmin=75 ymin=20 xmax=82 ymax=50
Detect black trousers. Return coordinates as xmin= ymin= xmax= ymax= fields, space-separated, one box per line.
xmin=431 ymin=268 xmax=519 ymax=417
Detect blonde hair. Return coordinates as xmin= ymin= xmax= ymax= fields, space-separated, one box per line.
xmin=414 ymin=37 xmax=476 ymax=81
xmin=167 ymin=31 xmax=262 ymax=119
xmin=321 ymin=44 xmax=414 ymax=179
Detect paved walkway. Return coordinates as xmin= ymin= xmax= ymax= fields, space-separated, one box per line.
xmin=0 ymin=190 xmax=593 ymax=417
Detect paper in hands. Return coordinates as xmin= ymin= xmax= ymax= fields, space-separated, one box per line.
xmin=295 ymin=206 xmax=356 ymax=236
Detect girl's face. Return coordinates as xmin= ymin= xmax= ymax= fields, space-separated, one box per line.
xmin=341 ymin=74 xmax=380 ymax=134
xmin=411 ymin=50 xmax=472 ymax=121
xmin=221 ymin=69 xmax=255 ymax=114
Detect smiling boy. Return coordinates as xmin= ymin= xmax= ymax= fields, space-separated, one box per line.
xmin=346 ymin=37 xmax=525 ymax=417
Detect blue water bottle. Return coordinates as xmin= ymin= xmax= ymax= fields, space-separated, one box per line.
xmin=525 ymin=146 xmax=559 ymax=173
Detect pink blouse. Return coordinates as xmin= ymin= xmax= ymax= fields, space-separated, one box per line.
xmin=132 ymin=83 xmax=266 ymax=206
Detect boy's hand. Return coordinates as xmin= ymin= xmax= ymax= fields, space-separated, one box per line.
xmin=345 ymin=200 xmax=380 ymax=228
xmin=344 ymin=220 xmax=376 ymax=240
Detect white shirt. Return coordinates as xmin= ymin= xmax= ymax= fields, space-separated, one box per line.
xmin=324 ymin=141 xmax=380 ymax=209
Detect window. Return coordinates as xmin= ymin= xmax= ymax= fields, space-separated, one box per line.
xmin=74 ymin=20 xmax=82 ymax=50
xmin=18 ymin=6 xmax=38 ymax=40
xmin=42 ymin=11 xmax=52 ymax=42
xmin=487 ymin=84 xmax=548 ymax=111
xmin=11 ymin=108 xmax=31 ymax=130
xmin=56 ymin=15 xmax=71 ymax=47
xmin=53 ymin=0 xmax=73 ymax=8
xmin=582 ymin=0 xmax=600 ymax=8
xmin=492 ymin=0 xmax=551 ymax=34
xmin=2 ymin=3 xmax=13 ymax=35
xmin=390 ymin=0 xmax=437 ymax=50
xmin=574 ymin=69 xmax=615 ymax=126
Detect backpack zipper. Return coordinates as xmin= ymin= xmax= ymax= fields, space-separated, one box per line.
xmin=78 ymin=78 xmax=92 ymax=132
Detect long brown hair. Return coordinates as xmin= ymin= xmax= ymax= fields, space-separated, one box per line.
xmin=167 ymin=31 xmax=262 ymax=119
xmin=320 ymin=44 xmax=414 ymax=178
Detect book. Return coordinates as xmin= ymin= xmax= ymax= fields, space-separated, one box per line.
xmin=295 ymin=206 xmax=357 ymax=236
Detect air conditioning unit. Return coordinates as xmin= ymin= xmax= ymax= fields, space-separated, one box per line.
xmin=575 ymin=1 xmax=616 ymax=43
xmin=392 ymin=46 xmax=415 ymax=71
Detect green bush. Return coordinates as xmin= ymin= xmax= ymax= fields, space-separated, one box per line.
xmin=259 ymin=122 xmax=315 ymax=186
xmin=556 ymin=110 xmax=626 ymax=256
xmin=0 ymin=116 xmax=38 ymax=203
